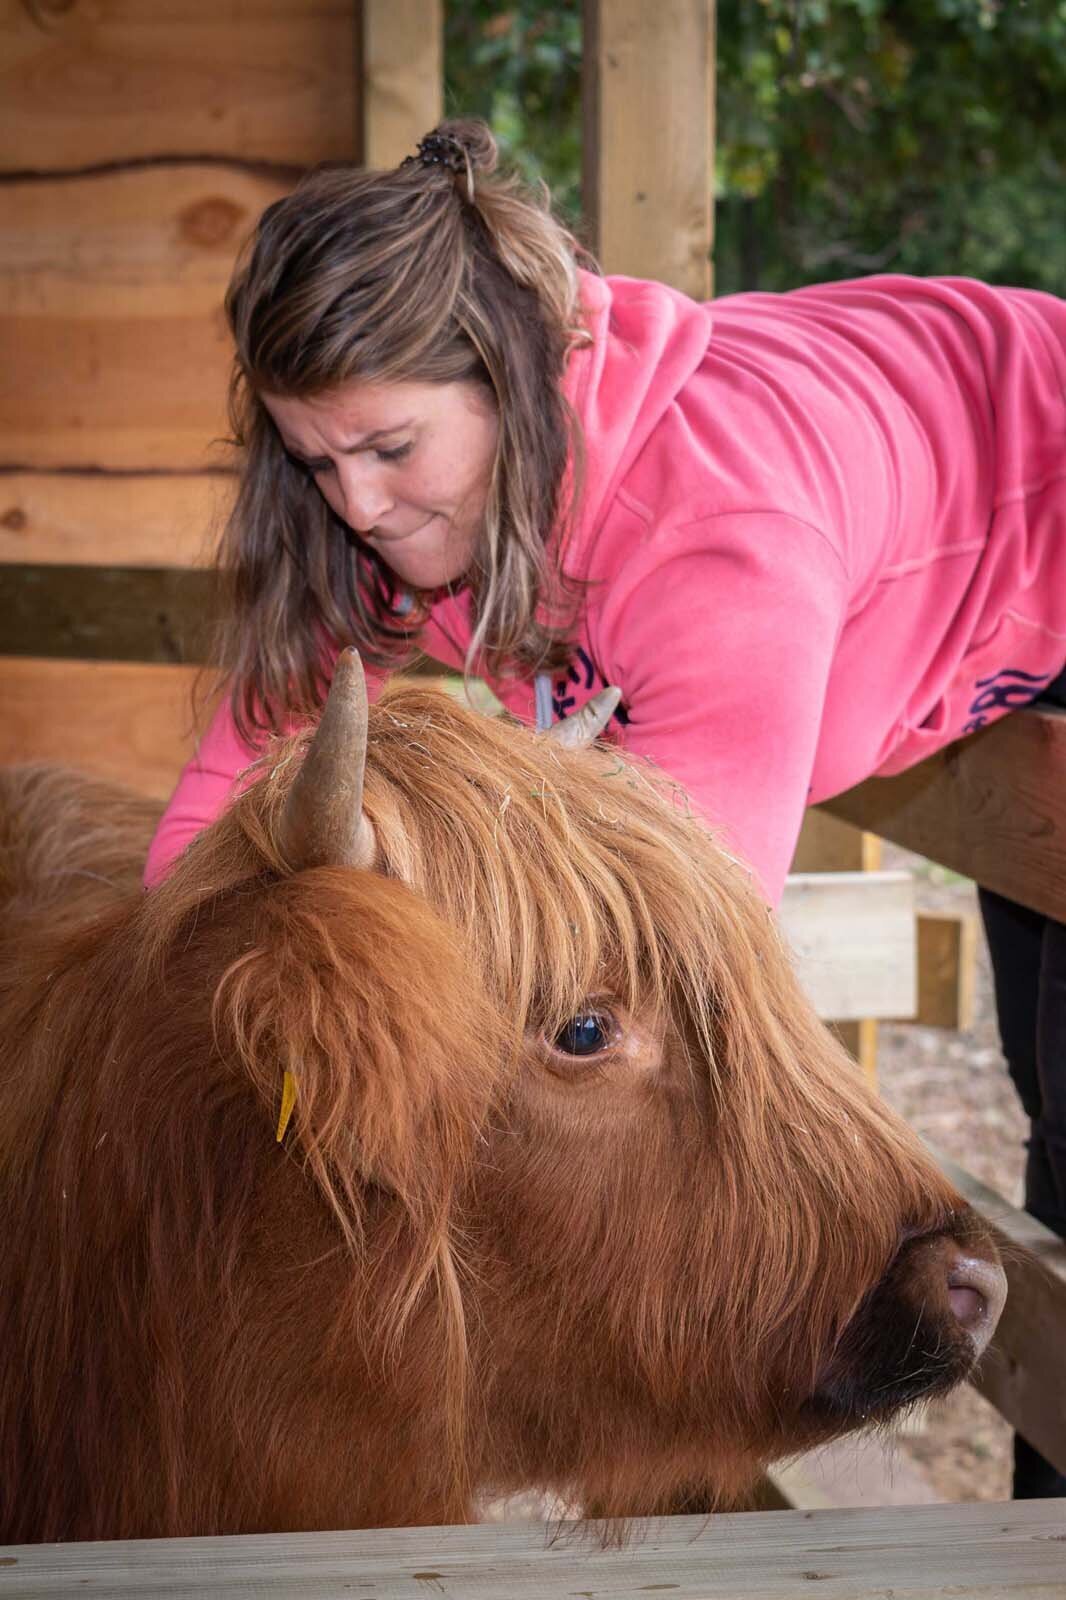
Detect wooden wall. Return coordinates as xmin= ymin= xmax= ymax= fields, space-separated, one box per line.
xmin=0 ymin=0 xmax=439 ymax=796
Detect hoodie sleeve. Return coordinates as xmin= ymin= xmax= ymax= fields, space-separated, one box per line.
xmin=142 ymin=695 xmax=268 ymax=888
xmin=598 ymin=510 xmax=850 ymax=906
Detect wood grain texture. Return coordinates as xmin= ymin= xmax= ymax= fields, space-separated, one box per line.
xmin=1 ymin=165 xmax=292 ymax=320
xmin=936 ymin=1154 xmax=1066 ymax=1477
xmin=1 ymin=309 xmax=235 ymax=470
xmin=0 ymin=473 xmax=228 ymax=566
xmin=360 ymin=0 xmax=442 ymax=169
xmin=3 ymin=1501 xmax=1064 ymax=1597
xmin=583 ymin=0 xmax=715 ymax=297
xmin=0 ymin=657 xmax=200 ymax=797
xmin=821 ymin=708 xmax=1066 ymax=921
xmin=0 ymin=1 xmax=357 ymax=170
xmin=779 ymin=870 xmax=915 ymax=1023
xmin=915 ymin=910 xmax=978 ymax=1029
xmin=0 ymin=166 xmax=294 ymax=470
xmin=791 ymin=809 xmax=882 ymax=874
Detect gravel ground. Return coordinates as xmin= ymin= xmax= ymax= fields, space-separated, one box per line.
xmin=874 ymin=845 xmax=1028 ymax=1503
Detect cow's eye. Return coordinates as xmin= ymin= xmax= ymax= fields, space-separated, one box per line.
xmin=550 ymin=1011 xmax=616 ymax=1057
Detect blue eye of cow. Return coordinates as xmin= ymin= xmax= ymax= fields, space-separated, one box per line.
xmin=552 ymin=1012 xmax=614 ymax=1057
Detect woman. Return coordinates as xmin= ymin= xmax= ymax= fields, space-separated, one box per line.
xmin=146 ymin=121 xmax=1066 ymax=1494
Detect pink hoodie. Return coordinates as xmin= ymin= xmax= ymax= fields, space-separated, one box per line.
xmin=145 ymin=271 xmax=1066 ymax=905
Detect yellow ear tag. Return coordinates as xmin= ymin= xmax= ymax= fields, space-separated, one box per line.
xmin=276 ymin=1069 xmax=297 ymax=1143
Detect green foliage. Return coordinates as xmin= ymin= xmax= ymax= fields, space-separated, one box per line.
xmin=714 ymin=0 xmax=1066 ymax=294
xmin=443 ymin=1 xmax=1066 ymax=292
xmin=443 ymin=1 xmax=583 ymax=220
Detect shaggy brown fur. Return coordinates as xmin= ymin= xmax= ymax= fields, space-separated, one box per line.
xmin=0 ymin=685 xmax=998 ymax=1541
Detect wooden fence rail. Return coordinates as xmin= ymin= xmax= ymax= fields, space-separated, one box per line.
xmin=815 ymin=704 xmax=1066 ymax=1482
xmin=3 ymin=1500 xmax=1065 ymax=1598
xmin=821 ymin=706 xmax=1066 ymax=924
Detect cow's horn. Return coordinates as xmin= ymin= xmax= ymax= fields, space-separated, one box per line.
xmin=547 ymin=685 xmax=623 ymax=750
xmin=278 ymin=648 xmax=376 ymax=871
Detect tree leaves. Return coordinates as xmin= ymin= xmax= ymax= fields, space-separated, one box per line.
xmin=443 ymin=1 xmax=1066 ymax=292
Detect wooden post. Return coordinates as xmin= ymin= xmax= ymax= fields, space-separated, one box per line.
xmin=583 ymin=0 xmax=716 ymax=298
xmin=358 ymin=0 xmax=443 ymax=169
xmin=791 ymin=812 xmax=884 ymax=1080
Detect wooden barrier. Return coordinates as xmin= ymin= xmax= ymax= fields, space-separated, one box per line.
xmin=821 ymin=707 xmax=1066 ymax=923
xmin=813 ymin=708 xmax=1066 ymax=1481
xmin=0 ymin=0 xmax=443 ymax=811
xmin=3 ymin=1500 xmax=1065 ymax=1597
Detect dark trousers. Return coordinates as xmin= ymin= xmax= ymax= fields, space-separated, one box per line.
xmin=977 ymin=666 xmax=1066 ymax=1498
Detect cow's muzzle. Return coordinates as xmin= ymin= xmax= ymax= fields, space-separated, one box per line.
xmin=805 ymin=1219 xmax=1007 ymax=1424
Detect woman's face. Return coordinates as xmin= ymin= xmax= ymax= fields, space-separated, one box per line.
xmin=262 ymin=379 xmax=498 ymax=592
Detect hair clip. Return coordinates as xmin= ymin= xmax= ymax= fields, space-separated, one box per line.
xmin=402 ymin=132 xmax=467 ymax=175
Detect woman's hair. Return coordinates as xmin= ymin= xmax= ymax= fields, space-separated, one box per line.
xmin=217 ymin=118 xmax=595 ymax=741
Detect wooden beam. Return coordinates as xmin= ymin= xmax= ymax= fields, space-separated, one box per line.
xmin=5 ymin=1500 xmax=1065 ymax=1597
xmin=0 ymin=564 xmax=216 ymax=663
xmin=582 ymin=0 xmax=715 ymax=297
xmin=779 ymin=870 xmax=915 ymax=1023
xmin=358 ymin=0 xmax=443 ymax=170
xmin=821 ymin=707 xmax=1066 ymax=922
xmin=936 ymin=1153 xmax=1066 ymax=1477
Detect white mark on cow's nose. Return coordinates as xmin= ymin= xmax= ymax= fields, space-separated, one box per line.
xmin=946 ymin=1253 xmax=1007 ymax=1357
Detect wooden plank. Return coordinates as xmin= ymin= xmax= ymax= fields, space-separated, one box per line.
xmin=791 ymin=814 xmax=884 ymax=1080
xmin=582 ymin=0 xmax=715 ymax=298
xmin=779 ymin=870 xmax=915 ymax=1023
xmin=0 ymin=473 xmax=227 ymax=567
xmin=792 ymin=809 xmax=881 ymax=874
xmin=4 ymin=1501 xmax=1065 ymax=1597
xmin=0 ymin=2 xmax=357 ymax=170
xmin=0 ymin=564 xmax=216 ymax=663
xmin=820 ymin=707 xmax=1066 ymax=922
xmin=1 ymin=165 xmax=292 ymax=320
xmin=359 ymin=0 xmax=442 ymax=170
xmin=915 ymin=910 xmax=978 ymax=1029
xmin=0 ymin=657 xmax=198 ymax=798
xmin=0 ymin=309 xmax=235 ymax=470
xmin=936 ymin=1153 xmax=1066 ymax=1478
xmin=1 ymin=166 xmax=292 ymax=471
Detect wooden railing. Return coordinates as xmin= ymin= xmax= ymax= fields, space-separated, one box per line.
xmin=3 ymin=1500 xmax=1064 ymax=1597
xmin=816 ymin=703 xmax=1066 ymax=1481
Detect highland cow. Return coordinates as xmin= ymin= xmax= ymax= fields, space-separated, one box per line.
xmin=0 ymin=652 xmax=1004 ymax=1542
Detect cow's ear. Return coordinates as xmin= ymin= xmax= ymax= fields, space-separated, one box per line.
xmin=213 ymin=867 xmax=499 ymax=1247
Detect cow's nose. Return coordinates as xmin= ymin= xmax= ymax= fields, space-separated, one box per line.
xmin=945 ymin=1249 xmax=1007 ymax=1357
xmin=908 ymin=1232 xmax=1007 ymax=1358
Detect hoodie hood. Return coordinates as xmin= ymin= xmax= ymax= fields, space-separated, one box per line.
xmin=561 ymin=270 xmax=715 ymax=572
